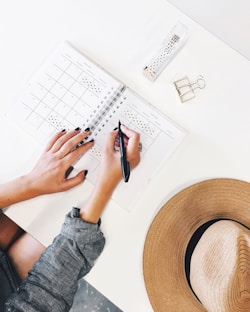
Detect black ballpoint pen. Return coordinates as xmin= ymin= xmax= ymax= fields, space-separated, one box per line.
xmin=118 ymin=120 xmax=130 ymax=182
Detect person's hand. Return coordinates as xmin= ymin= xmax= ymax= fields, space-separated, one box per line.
xmin=26 ymin=128 xmax=94 ymax=196
xmin=79 ymin=125 xmax=140 ymax=223
xmin=96 ymin=125 xmax=141 ymax=193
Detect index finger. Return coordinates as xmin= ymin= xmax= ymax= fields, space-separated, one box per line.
xmin=120 ymin=125 xmax=140 ymax=149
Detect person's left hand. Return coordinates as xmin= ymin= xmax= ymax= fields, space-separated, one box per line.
xmin=26 ymin=128 xmax=94 ymax=196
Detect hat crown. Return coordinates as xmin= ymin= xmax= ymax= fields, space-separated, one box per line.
xmin=190 ymin=220 xmax=250 ymax=312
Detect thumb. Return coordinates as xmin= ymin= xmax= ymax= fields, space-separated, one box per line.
xmin=104 ymin=130 xmax=118 ymax=152
xmin=63 ymin=170 xmax=86 ymax=190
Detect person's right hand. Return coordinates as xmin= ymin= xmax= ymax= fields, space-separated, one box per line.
xmin=96 ymin=125 xmax=141 ymax=193
xmin=79 ymin=125 xmax=141 ymax=223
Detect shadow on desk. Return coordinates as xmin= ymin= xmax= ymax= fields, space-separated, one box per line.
xmin=71 ymin=279 xmax=123 ymax=312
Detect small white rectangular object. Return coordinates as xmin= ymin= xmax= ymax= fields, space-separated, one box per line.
xmin=143 ymin=23 xmax=188 ymax=81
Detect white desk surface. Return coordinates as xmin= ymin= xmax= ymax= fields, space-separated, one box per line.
xmin=1 ymin=0 xmax=250 ymax=311
xmin=167 ymin=0 xmax=250 ymax=60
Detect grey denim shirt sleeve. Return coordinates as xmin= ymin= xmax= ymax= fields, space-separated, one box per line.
xmin=5 ymin=208 xmax=105 ymax=312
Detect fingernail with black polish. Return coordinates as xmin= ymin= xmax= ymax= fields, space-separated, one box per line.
xmin=84 ymin=170 xmax=88 ymax=177
xmin=61 ymin=129 xmax=66 ymax=132
xmin=113 ymin=127 xmax=118 ymax=131
xmin=75 ymin=127 xmax=81 ymax=131
xmin=88 ymin=139 xmax=94 ymax=143
xmin=65 ymin=166 xmax=74 ymax=178
xmin=84 ymin=127 xmax=90 ymax=132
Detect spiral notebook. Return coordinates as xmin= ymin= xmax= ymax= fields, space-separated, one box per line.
xmin=7 ymin=42 xmax=186 ymax=212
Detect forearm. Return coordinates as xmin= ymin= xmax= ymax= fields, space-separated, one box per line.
xmin=5 ymin=208 xmax=105 ymax=312
xmin=0 ymin=175 xmax=38 ymax=209
xmin=79 ymin=177 xmax=120 ymax=223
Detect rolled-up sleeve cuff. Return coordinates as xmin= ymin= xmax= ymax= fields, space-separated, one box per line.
xmin=61 ymin=207 xmax=105 ymax=249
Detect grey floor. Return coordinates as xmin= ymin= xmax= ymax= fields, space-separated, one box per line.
xmin=70 ymin=279 xmax=123 ymax=312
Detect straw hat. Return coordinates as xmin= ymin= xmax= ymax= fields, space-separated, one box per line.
xmin=143 ymin=178 xmax=250 ymax=312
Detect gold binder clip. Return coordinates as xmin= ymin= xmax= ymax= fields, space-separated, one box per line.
xmin=174 ymin=75 xmax=206 ymax=102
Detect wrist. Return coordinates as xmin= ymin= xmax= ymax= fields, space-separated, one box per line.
xmin=18 ymin=174 xmax=41 ymax=199
xmin=79 ymin=179 xmax=119 ymax=224
xmin=0 ymin=175 xmax=40 ymax=208
xmin=95 ymin=173 xmax=121 ymax=196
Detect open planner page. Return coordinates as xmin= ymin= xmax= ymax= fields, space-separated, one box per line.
xmin=7 ymin=42 xmax=187 ymax=212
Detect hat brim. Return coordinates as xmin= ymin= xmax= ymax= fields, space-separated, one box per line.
xmin=143 ymin=178 xmax=250 ymax=312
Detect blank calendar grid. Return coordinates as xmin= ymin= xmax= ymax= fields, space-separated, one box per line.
xmin=16 ymin=52 xmax=118 ymax=140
